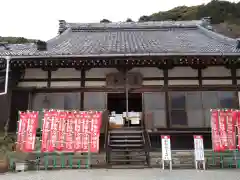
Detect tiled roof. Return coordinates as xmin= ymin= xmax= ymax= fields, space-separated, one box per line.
xmin=0 ymin=20 xmax=240 ymax=57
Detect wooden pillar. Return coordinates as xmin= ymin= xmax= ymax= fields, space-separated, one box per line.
xmin=231 ymin=67 xmax=239 ymax=108
xmin=28 ymin=91 xmax=33 ymax=109
xmin=164 ymin=68 xmax=170 ymax=128
xmin=47 ymin=70 xmax=51 ymax=88
xmin=198 ymin=68 xmax=202 ymax=87
xmin=80 ymin=70 xmax=85 ymax=110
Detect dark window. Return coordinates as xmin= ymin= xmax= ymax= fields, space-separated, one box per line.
xmin=202 ymin=91 xmax=219 ymax=109
xmin=170 ymin=92 xmax=185 ymax=109
xmin=186 ymin=92 xmax=202 ymax=109
xmin=218 ymin=92 xmax=235 ymax=108
xmin=63 ymin=93 xmax=80 ymax=110
xmin=201 ymin=91 xmax=236 ymax=127
xmin=169 ymin=92 xmax=187 ymax=126
xmin=170 ymin=110 xmax=187 ymax=125
xmin=144 ymin=92 xmax=166 ymax=129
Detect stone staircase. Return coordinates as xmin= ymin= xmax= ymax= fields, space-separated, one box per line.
xmin=106 ymin=127 xmax=150 ymax=168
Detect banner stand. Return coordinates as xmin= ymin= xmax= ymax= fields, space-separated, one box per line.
xmin=195 ymin=160 xmax=206 ymax=170
xmin=194 ymin=135 xmax=206 ymax=170
xmin=162 ymin=159 xmax=173 ymax=170
xmin=161 ymin=135 xmax=172 ymax=170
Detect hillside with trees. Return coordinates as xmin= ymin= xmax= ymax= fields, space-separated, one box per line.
xmin=0 ymin=36 xmax=35 ymax=44
xmin=138 ymin=0 xmax=240 ymax=38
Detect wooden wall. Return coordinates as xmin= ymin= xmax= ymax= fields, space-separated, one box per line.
xmin=18 ymin=66 xmax=236 ymax=87
xmin=15 ymin=66 xmax=239 ymax=130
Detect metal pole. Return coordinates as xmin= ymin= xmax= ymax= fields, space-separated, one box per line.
xmin=125 ymin=70 xmax=129 ymax=127
xmin=0 ymin=56 xmax=10 ymax=95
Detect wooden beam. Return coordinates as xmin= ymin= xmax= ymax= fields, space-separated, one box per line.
xmin=80 ymin=70 xmax=85 ymax=110
xmin=19 ymin=76 xmax=237 ymax=82
xmin=12 ymin=84 xmax=240 ymax=93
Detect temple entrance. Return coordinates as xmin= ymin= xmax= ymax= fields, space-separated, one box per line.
xmin=9 ymin=91 xmax=29 ymax=132
xmin=107 ymin=93 xmax=142 ymax=127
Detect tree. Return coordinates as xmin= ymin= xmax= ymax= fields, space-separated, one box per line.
xmin=138 ymin=0 xmax=240 ymax=24
xmin=100 ymin=19 xmax=111 ymax=23
xmin=126 ymin=18 xmax=134 ymax=22
xmin=138 ymin=15 xmax=151 ymax=22
xmin=0 ymin=36 xmax=35 ymax=44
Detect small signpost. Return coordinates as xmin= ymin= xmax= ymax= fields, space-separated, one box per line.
xmin=193 ymin=135 xmax=206 ymax=170
xmin=161 ymin=135 xmax=172 ymax=170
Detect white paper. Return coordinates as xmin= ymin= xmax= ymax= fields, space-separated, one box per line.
xmin=131 ymin=119 xmax=140 ymax=124
xmin=115 ymin=114 xmax=124 ymax=125
xmin=161 ymin=135 xmax=172 ymax=161
xmin=129 ymin=112 xmax=140 ymax=117
xmin=111 ymin=111 xmax=116 ymax=116
xmin=194 ymin=135 xmax=205 ymax=161
xmin=109 ymin=116 xmax=115 ymax=123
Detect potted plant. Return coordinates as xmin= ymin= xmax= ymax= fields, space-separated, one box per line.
xmin=0 ymin=141 xmax=9 ymax=173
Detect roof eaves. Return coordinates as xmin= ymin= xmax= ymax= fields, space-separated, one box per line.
xmin=46 ymin=28 xmax=72 ymax=44
xmin=3 ymin=52 xmax=240 ymax=60
xmin=197 ymin=24 xmax=237 ymax=45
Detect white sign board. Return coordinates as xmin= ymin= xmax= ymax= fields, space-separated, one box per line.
xmin=161 ymin=135 xmax=172 ymax=161
xmin=194 ymin=135 xmax=205 ymax=161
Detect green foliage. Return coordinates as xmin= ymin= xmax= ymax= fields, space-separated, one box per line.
xmin=126 ymin=18 xmax=134 ymax=22
xmin=100 ymin=19 xmax=111 ymax=23
xmin=138 ymin=0 xmax=240 ymax=24
xmin=0 ymin=36 xmax=35 ymax=44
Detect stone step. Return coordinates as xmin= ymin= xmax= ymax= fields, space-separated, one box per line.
xmin=110 ymin=135 xmax=143 ymax=139
xmin=111 ymin=149 xmax=145 ymax=152
xmin=109 ymin=158 xmax=146 ymax=162
xmin=110 ymin=153 xmax=146 ymax=158
xmin=108 ymin=164 xmax=149 ymax=169
xmin=111 ymin=127 xmax=143 ymax=130
xmin=109 ymin=144 xmax=144 ymax=148
xmin=110 ymin=139 xmax=144 ymax=143
xmin=109 ymin=130 xmax=143 ymax=134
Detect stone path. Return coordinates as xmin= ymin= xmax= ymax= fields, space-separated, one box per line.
xmin=2 ymin=169 xmax=240 ymax=180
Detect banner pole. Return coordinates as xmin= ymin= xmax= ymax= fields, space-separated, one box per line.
xmin=69 ymin=154 xmax=73 ymax=169
xmin=87 ymin=134 xmax=91 ymax=169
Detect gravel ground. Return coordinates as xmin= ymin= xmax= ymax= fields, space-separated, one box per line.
xmin=2 ymin=169 xmax=240 ymax=180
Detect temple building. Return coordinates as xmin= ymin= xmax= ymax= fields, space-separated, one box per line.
xmin=0 ymin=18 xmax=240 ymax=154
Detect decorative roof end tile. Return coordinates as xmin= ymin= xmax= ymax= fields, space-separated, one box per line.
xmin=0 ymin=42 xmax=10 ymax=50
xmin=236 ymin=39 xmax=240 ymax=49
xmin=59 ymin=20 xmax=67 ymax=34
xmin=36 ymin=40 xmax=47 ymax=51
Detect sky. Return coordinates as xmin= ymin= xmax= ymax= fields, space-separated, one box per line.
xmin=0 ymin=0 xmax=239 ymax=41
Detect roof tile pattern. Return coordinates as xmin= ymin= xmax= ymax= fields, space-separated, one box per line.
xmin=0 ymin=21 xmax=240 ymax=57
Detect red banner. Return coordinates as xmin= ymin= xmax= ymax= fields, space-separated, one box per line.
xmin=211 ymin=110 xmax=221 ymax=152
xmin=64 ymin=112 xmax=74 ymax=152
xmin=17 ymin=111 xmax=39 ymax=152
xmin=219 ymin=110 xmax=228 ymax=151
xmin=49 ymin=110 xmax=59 ymax=152
xmin=89 ymin=111 xmax=101 ymax=152
xmin=41 ymin=110 xmax=52 ymax=152
xmin=74 ymin=111 xmax=83 ymax=151
xmin=56 ymin=111 xmax=66 ymax=151
xmin=40 ymin=110 xmax=102 ymax=153
xmin=237 ymin=111 xmax=240 ymax=150
xmin=226 ymin=110 xmax=236 ymax=150
xmin=17 ymin=112 xmax=28 ymax=151
xmin=24 ymin=111 xmax=39 ymax=152
xmin=82 ymin=113 xmax=90 ymax=152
